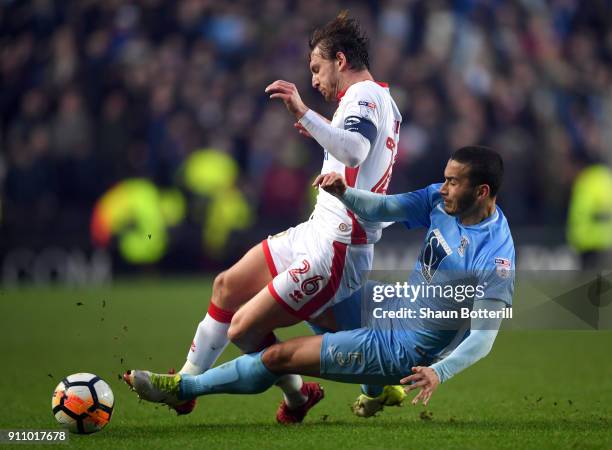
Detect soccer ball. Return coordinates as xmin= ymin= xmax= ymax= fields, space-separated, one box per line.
xmin=51 ymin=373 xmax=114 ymax=434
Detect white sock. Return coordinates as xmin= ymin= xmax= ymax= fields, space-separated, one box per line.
xmin=180 ymin=314 xmax=230 ymax=375
xmin=275 ymin=374 xmax=307 ymax=409
xmin=179 ymin=360 xmax=202 ymax=376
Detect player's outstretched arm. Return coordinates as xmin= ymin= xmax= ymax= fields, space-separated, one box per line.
xmin=266 ymin=80 xmax=370 ymax=168
xmin=313 ymin=172 xmax=409 ymax=222
xmin=401 ymin=299 xmax=505 ymax=405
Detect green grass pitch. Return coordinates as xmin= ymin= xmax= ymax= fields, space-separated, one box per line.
xmin=1 ymin=278 xmax=610 ymax=449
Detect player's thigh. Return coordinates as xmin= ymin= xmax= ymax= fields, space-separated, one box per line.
xmin=215 ymin=224 xmax=303 ymax=310
xmin=319 ymin=328 xmax=417 ymax=385
xmin=228 ymin=285 xmax=302 ymax=349
xmin=213 ymin=241 xmax=273 ymax=310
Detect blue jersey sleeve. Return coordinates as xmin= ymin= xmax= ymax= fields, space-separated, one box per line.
xmin=338 ymin=188 xmax=412 ymax=222
xmin=475 ymin=236 xmax=515 ymax=306
xmin=397 ymin=183 xmax=442 ymax=229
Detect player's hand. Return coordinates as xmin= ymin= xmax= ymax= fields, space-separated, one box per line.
xmin=265 ymin=80 xmax=309 ymax=119
xmin=400 ymin=366 xmax=440 ymax=406
xmin=312 ymin=172 xmax=347 ymax=197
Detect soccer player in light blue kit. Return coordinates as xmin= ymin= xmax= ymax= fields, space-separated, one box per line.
xmin=125 ymin=146 xmax=515 ymax=415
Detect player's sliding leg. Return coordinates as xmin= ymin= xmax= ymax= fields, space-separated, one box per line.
xmin=125 ymin=328 xmax=424 ymax=420
xmin=124 ymin=335 xmax=324 ymax=418
xmin=183 ymin=335 xmax=323 ymax=396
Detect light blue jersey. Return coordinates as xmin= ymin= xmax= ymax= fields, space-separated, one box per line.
xmin=317 ymin=183 xmax=515 ymax=385
xmin=392 ymin=183 xmax=515 ymax=355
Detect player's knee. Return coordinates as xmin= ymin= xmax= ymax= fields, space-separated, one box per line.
xmin=227 ymin=313 xmax=249 ymax=347
xmin=212 ymin=269 xmax=242 ymax=309
xmin=212 ymin=271 xmax=226 ymax=300
xmin=226 ymin=317 xmax=242 ymax=343
xmin=212 ymin=271 xmax=237 ymax=309
xmin=261 ymin=344 xmax=291 ymax=373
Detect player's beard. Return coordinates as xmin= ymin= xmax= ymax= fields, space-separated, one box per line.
xmin=325 ymin=73 xmax=340 ymax=102
xmin=446 ymin=188 xmax=478 ymax=217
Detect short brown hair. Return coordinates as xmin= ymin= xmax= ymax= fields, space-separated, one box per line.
xmin=309 ymin=11 xmax=370 ymax=71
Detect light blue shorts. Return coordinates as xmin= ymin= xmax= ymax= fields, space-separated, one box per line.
xmin=309 ymin=283 xmax=434 ymax=386
xmin=318 ymin=328 xmax=431 ymax=385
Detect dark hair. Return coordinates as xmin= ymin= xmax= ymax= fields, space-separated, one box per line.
xmin=309 ymin=11 xmax=370 ymax=71
xmin=450 ymin=146 xmax=504 ymax=197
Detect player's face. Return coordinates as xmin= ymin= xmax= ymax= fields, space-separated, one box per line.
xmin=439 ymin=160 xmax=479 ymax=217
xmin=309 ymin=46 xmax=340 ymax=102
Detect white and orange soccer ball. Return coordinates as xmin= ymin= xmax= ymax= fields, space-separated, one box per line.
xmin=51 ymin=373 xmax=114 ymax=434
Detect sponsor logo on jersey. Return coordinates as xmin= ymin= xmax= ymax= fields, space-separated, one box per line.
xmin=419 ymin=228 xmax=453 ymax=283
xmin=495 ymin=257 xmax=511 ymax=279
xmin=358 ymin=100 xmax=376 ymax=109
xmin=357 ymin=101 xmax=376 ymax=119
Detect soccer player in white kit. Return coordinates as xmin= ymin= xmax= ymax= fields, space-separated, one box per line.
xmin=173 ymin=12 xmax=402 ymax=423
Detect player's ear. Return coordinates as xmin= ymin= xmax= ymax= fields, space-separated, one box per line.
xmin=336 ymin=52 xmax=348 ymax=71
xmin=477 ymin=184 xmax=490 ymax=199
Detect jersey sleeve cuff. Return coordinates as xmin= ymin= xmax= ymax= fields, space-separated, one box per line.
xmin=298 ymin=109 xmax=319 ymax=130
xmin=429 ymin=363 xmax=446 ymax=384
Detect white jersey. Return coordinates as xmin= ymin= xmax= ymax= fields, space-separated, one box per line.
xmin=312 ymin=80 xmax=402 ymax=245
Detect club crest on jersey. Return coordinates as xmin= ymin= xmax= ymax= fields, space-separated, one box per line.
xmin=495 ymin=257 xmax=512 ymax=279
xmin=419 ymin=228 xmax=452 ymax=283
xmin=458 ymin=236 xmax=469 ymax=257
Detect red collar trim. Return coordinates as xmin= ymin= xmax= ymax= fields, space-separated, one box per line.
xmin=336 ymin=81 xmax=389 ymax=101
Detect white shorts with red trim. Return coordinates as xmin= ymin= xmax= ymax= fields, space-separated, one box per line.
xmin=262 ymin=220 xmax=373 ymax=320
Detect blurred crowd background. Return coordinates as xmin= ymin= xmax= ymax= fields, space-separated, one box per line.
xmin=1 ymin=0 xmax=611 ymax=279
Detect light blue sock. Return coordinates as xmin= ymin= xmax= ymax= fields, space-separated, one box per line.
xmin=179 ymin=351 xmax=279 ymax=399
xmin=361 ymin=384 xmax=384 ymax=397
